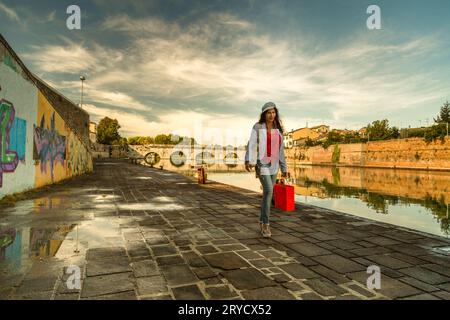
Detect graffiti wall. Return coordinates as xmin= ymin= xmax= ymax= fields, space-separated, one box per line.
xmin=0 ymin=53 xmax=37 ymax=196
xmin=0 ymin=35 xmax=92 ymax=199
xmin=34 ymin=92 xmax=69 ymax=187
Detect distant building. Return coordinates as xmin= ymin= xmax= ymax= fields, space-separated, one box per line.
xmin=358 ymin=127 xmax=367 ymax=138
xmin=284 ymin=131 xmax=294 ymax=148
xmin=89 ymin=122 xmax=97 ymax=143
xmin=333 ymin=129 xmax=355 ymax=136
xmin=284 ymin=125 xmax=330 ymax=148
xmin=309 ymin=125 xmax=330 ymax=135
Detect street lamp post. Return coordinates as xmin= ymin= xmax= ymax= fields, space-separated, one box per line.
xmin=80 ymin=75 xmax=86 ymax=109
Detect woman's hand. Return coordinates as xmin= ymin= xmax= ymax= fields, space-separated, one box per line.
xmin=281 ymin=171 xmax=288 ymax=178
xmin=245 ymin=161 xmax=254 ymax=172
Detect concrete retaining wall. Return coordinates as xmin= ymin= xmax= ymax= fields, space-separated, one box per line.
xmin=287 ymin=138 xmax=450 ymax=170
xmin=0 ymin=35 xmax=93 ymax=199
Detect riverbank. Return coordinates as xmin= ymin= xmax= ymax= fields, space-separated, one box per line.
xmin=1 ymin=159 xmax=450 ymax=300
xmin=286 ymin=137 xmax=450 ymax=171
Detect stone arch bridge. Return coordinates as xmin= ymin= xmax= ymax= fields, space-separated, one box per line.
xmin=127 ymin=144 xmax=247 ymax=172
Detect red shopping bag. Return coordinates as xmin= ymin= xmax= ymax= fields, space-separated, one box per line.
xmin=274 ymin=179 xmax=295 ymax=212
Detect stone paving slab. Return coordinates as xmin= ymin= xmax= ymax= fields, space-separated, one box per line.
xmin=241 ymin=287 xmax=296 ymax=300
xmin=286 ymin=242 xmax=332 ymax=257
xmin=136 ymin=276 xmax=167 ymax=296
xmin=304 ymin=278 xmax=348 ymax=297
xmin=171 ymin=284 xmax=205 ymax=300
xmin=2 ymin=159 xmax=450 ymax=300
xmin=205 ymin=285 xmax=239 ymax=299
xmin=312 ymin=255 xmax=366 ymax=274
xmin=160 ymin=264 xmax=198 ymax=286
xmin=278 ymin=263 xmax=319 ymax=280
xmin=86 ymin=256 xmax=132 ymax=277
xmin=220 ymin=268 xmax=276 ymax=290
xmin=81 ymin=272 xmax=135 ymax=298
xmin=131 ymin=260 xmax=160 ymax=278
xmin=203 ymin=252 xmax=250 ymax=270
xmin=398 ymin=266 xmax=449 ymax=285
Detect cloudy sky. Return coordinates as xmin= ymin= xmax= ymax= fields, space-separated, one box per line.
xmin=1 ymin=0 xmax=450 ymax=145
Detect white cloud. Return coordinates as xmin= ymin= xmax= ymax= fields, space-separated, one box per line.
xmin=26 ymin=12 xmax=450 ymax=137
xmin=36 ymin=10 xmax=56 ymax=23
xmin=25 ymin=38 xmax=123 ymax=74
xmin=0 ymin=1 xmax=19 ymax=22
xmin=87 ymin=88 xmax=151 ymax=111
xmin=101 ymin=14 xmax=181 ymax=35
xmin=84 ymin=104 xmax=153 ymax=137
xmin=85 ymin=103 xmax=258 ymax=145
xmin=25 ymin=43 xmax=96 ymax=73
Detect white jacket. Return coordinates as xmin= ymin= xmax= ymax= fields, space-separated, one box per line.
xmin=244 ymin=122 xmax=288 ymax=176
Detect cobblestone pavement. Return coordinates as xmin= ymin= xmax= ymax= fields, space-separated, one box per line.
xmin=1 ymin=159 xmax=450 ymax=300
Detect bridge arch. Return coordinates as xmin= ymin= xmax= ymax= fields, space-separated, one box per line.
xmin=144 ymin=152 xmax=161 ymax=166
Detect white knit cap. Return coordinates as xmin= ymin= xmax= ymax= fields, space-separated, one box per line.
xmin=261 ymin=102 xmax=276 ymax=113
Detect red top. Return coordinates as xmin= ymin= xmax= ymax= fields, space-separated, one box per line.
xmin=263 ymin=129 xmax=281 ymax=161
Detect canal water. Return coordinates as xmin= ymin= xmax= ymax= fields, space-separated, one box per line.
xmin=207 ymin=165 xmax=450 ymax=238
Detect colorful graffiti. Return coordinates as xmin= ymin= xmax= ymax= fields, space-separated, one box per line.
xmin=0 ymin=227 xmax=17 ymax=261
xmin=29 ymin=225 xmax=74 ymax=258
xmin=0 ymin=100 xmax=19 ymax=187
xmin=67 ymin=132 xmax=92 ymax=176
xmin=33 ymin=112 xmax=66 ymax=182
xmin=10 ymin=117 xmax=27 ymax=161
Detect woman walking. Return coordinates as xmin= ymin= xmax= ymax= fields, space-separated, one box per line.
xmin=245 ymin=102 xmax=288 ymax=238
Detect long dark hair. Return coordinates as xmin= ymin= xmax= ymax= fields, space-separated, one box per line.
xmin=258 ymin=107 xmax=284 ymax=134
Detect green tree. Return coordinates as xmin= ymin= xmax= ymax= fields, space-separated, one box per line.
xmin=154 ymin=134 xmax=170 ymax=144
xmin=168 ymin=134 xmax=183 ymax=145
xmin=366 ymin=119 xmax=391 ymax=140
xmin=124 ymin=135 xmax=196 ymax=145
xmin=97 ymin=117 xmax=121 ymax=145
xmin=127 ymin=136 xmax=140 ymax=145
xmin=328 ymin=130 xmax=343 ymax=144
xmin=434 ymin=101 xmax=450 ymax=124
xmin=137 ymin=136 xmax=154 ymax=144
xmin=390 ymin=126 xmax=400 ymax=139
xmin=424 ymin=123 xmax=447 ymax=143
xmin=112 ymin=137 xmax=128 ymax=146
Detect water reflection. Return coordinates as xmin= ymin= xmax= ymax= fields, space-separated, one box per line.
xmin=0 ymin=228 xmax=18 ymax=262
xmin=29 ymin=225 xmax=75 ymax=259
xmin=0 ymin=225 xmax=75 ymax=269
xmin=207 ymin=165 xmax=450 ymax=237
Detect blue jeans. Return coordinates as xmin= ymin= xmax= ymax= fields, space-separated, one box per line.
xmin=258 ymin=173 xmax=277 ymax=224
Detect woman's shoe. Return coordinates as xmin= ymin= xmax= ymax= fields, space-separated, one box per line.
xmin=259 ymin=222 xmax=263 ymax=234
xmin=266 ymin=224 xmax=272 ymax=237
xmin=262 ymin=224 xmax=271 ymax=238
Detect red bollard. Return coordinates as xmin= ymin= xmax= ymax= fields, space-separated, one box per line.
xmin=197 ymin=167 xmax=206 ymax=184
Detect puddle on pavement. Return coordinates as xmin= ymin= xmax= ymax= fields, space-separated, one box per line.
xmin=34 ymin=196 xmax=73 ymax=212
xmin=61 ymin=218 xmax=123 ymax=252
xmin=85 ymin=194 xmax=122 ymax=202
xmin=0 ymin=217 xmax=123 ymax=274
xmin=117 ymin=203 xmax=187 ymax=211
xmin=0 ymin=224 xmax=76 ymax=273
xmin=1 ymin=195 xmax=74 ymax=216
xmin=0 ymin=187 xmax=130 ymax=278
xmin=153 ymin=196 xmax=177 ymax=203
xmin=93 ymin=204 xmax=117 ymax=210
